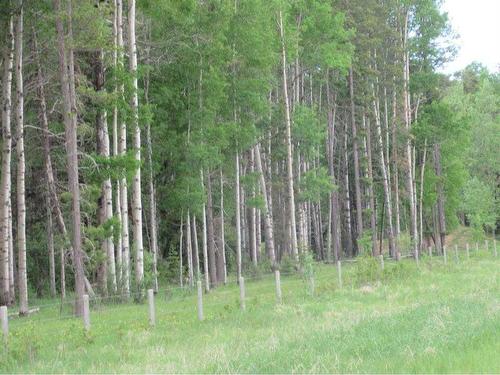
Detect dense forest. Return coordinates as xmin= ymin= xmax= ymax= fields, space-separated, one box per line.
xmin=0 ymin=0 xmax=498 ymax=317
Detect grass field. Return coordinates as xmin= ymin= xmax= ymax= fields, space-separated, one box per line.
xmin=1 ymin=249 xmax=499 ymax=373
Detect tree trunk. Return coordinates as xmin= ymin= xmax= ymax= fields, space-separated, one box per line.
xmin=434 ymin=143 xmax=446 ymax=247
xmin=205 ymin=171 xmax=217 ymax=286
xmin=391 ymin=82 xmax=401 ymax=237
xmin=372 ymin=84 xmax=396 ymax=257
xmin=343 ymin=118 xmax=353 ymax=256
xmin=186 ymin=211 xmax=193 ymax=286
xmin=47 ymin=199 xmax=56 ymax=298
xmin=255 ymin=143 xmax=276 ymax=268
xmin=128 ymin=0 xmax=144 ymax=297
xmin=54 ymin=0 xmax=85 ymax=316
xmin=200 ymin=170 xmax=210 ymax=292
xmin=349 ymin=68 xmax=363 ymax=240
xmin=219 ymin=170 xmax=227 ymax=284
xmin=278 ymin=10 xmax=298 ymax=260
xmin=364 ymin=114 xmax=378 ymax=256
xmin=15 ymin=5 xmax=28 ymax=314
xmin=235 ymin=152 xmax=242 ymax=279
xmin=0 ymin=16 xmax=14 ymax=306
xmin=418 ymin=140 xmax=428 ymax=252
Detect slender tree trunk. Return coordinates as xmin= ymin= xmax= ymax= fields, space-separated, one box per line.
xmin=200 ymin=170 xmax=210 ymax=292
xmin=54 ymin=0 xmax=85 ymax=315
xmin=205 ymin=171 xmax=217 ymax=286
xmin=235 ymin=152 xmax=242 ymax=279
xmin=391 ymin=82 xmax=401 ymax=237
xmin=434 ymin=143 xmax=446 ymax=247
xmin=192 ymin=214 xmax=200 ymax=277
xmin=403 ymin=12 xmax=419 ymax=256
xmin=249 ymin=148 xmax=257 ymax=266
xmin=343 ymin=118 xmax=353 ymax=256
xmin=179 ymin=216 xmax=184 ymax=287
xmin=112 ymin=0 xmax=123 ymax=288
xmin=47 ymin=199 xmax=56 ymax=298
xmin=219 ymin=170 xmax=227 ymax=284
xmin=186 ymin=211 xmax=193 ymax=286
xmin=116 ymin=0 xmax=130 ymax=298
xmin=278 ymin=10 xmax=298 ymax=260
xmin=15 ymin=5 xmax=28 ymax=314
xmin=128 ymin=0 xmax=144 ymax=297
xmin=418 ymin=140 xmax=428 ymax=252
xmin=372 ymin=84 xmax=396 ymax=257
xmin=255 ymin=143 xmax=276 ymax=267
xmin=349 ymin=68 xmax=363 ymax=240
xmin=364 ymin=114 xmax=378 ymax=255
xmin=0 ymin=16 xmax=14 ymax=306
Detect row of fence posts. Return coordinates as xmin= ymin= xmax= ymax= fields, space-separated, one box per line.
xmin=0 ymin=240 xmax=497 ymax=339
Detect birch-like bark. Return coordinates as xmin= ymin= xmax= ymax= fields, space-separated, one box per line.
xmin=200 ymin=170 xmax=210 ymax=292
xmin=391 ymin=82 xmax=401 ymax=237
xmin=235 ymin=152 xmax=242 ymax=279
xmin=186 ymin=211 xmax=193 ymax=286
xmin=15 ymin=5 xmax=28 ymax=314
xmin=0 ymin=16 xmax=14 ymax=306
xmin=219 ymin=170 xmax=227 ymax=284
xmin=179 ymin=216 xmax=184 ymax=287
xmin=278 ymin=10 xmax=298 ymax=259
xmin=128 ymin=0 xmax=144 ymax=297
xmin=116 ymin=0 xmax=130 ymax=297
xmin=249 ymin=148 xmax=257 ymax=266
xmin=373 ymin=84 xmax=396 ymax=257
xmin=255 ymin=143 xmax=276 ymax=267
xmin=403 ymin=11 xmax=419 ymax=256
xmin=343 ymin=118 xmax=353 ymax=256
xmin=434 ymin=143 xmax=446 ymax=247
xmin=205 ymin=171 xmax=217 ymax=285
xmin=418 ymin=140 xmax=428 ymax=251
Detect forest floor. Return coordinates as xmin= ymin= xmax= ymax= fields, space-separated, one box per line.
xmin=1 ymin=247 xmax=499 ymax=373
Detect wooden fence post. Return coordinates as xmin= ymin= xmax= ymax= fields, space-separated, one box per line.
xmin=379 ymin=254 xmax=384 ymax=271
xmin=239 ymin=277 xmax=246 ymax=310
xmin=466 ymin=243 xmax=470 ymax=260
xmin=148 ymin=289 xmax=155 ymax=327
xmin=494 ymin=240 xmax=497 ymax=258
xmin=337 ymin=261 xmax=342 ymax=289
xmin=0 ymin=306 xmax=8 ymax=342
xmin=83 ymin=294 xmax=90 ymax=332
xmin=454 ymin=244 xmax=459 ymax=262
xmin=475 ymin=242 xmax=479 ymax=253
xmin=197 ymin=280 xmax=204 ymax=321
xmin=275 ymin=270 xmax=282 ymax=304
xmin=428 ymin=246 xmax=432 ymax=258
xmin=485 ymin=240 xmax=489 ymax=252
xmin=443 ymin=246 xmax=447 ymax=265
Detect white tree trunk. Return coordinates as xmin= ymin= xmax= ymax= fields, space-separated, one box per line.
xmin=235 ymin=152 xmax=242 ymax=280
xmin=200 ymin=170 xmax=210 ymax=292
xmin=128 ymin=0 xmax=144 ymax=296
xmin=14 ymin=5 xmax=28 ymax=314
xmin=0 ymin=16 xmax=14 ymax=306
xmin=278 ymin=10 xmax=298 ymax=259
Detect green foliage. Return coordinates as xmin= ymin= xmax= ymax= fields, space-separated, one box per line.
xmin=461 ymin=178 xmax=496 ymax=238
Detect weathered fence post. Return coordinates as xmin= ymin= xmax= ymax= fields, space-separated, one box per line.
xmin=428 ymin=246 xmax=432 ymax=258
xmin=454 ymin=244 xmax=459 ymax=262
xmin=197 ymin=280 xmax=204 ymax=321
xmin=475 ymin=242 xmax=479 ymax=253
xmin=379 ymin=254 xmax=384 ymax=271
xmin=494 ymin=240 xmax=497 ymax=258
xmin=485 ymin=240 xmax=489 ymax=252
xmin=396 ymin=251 xmax=401 ymax=261
xmin=337 ymin=261 xmax=342 ymax=289
xmin=147 ymin=289 xmax=155 ymax=327
xmin=466 ymin=243 xmax=470 ymax=260
xmin=443 ymin=246 xmax=447 ymax=265
xmin=83 ymin=294 xmax=90 ymax=332
xmin=0 ymin=306 xmax=8 ymax=342
xmin=239 ymin=276 xmax=246 ymax=311
xmin=275 ymin=270 xmax=282 ymax=304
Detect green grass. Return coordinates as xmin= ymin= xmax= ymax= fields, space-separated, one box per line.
xmin=1 ymin=249 xmax=499 ymax=373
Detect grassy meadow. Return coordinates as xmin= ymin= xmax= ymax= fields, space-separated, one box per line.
xmin=1 ymin=247 xmax=499 ymax=373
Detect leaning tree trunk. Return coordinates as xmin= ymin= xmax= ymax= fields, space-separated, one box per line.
xmin=54 ymin=0 xmax=85 ymax=316
xmin=373 ymin=84 xmax=396 ymax=257
xmin=278 ymin=10 xmax=298 ymax=260
xmin=128 ymin=0 xmax=144 ymax=297
xmin=15 ymin=4 xmax=28 ymax=314
xmin=0 ymin=16 xmax=14 ymax=306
